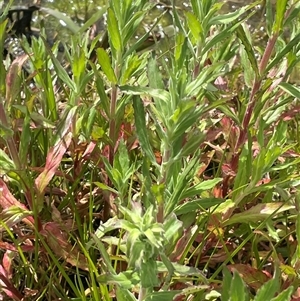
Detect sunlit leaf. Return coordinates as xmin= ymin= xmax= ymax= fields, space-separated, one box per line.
xmin=35 ymin=133 xmax=72 ymax=195
xmin=175 ymin=198 xmax=224 ymax=215
xmin=230 ymin=271 xmax=246 ymax=301
xmin=223 ymin=203 xmax=294 ymax=226
xmin=228 ymin=264 xmax=271 ymax=291
xmin=97 ymin=48 xmax=117 ymax=84
xmin=39 ymin=7 xmax=81 ymax=33
xmin=107 ymin=7 xmax=122 ymax=52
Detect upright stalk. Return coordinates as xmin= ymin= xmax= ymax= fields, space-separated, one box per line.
xmin=104 ymin=54 xmax=121 ymax=221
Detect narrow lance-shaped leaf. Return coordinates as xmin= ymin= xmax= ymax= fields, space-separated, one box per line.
xmin=210 ymin=2 xmax=258 ymax=25
xmin=107 ymin=7 xmax=122 ymax=52
xmin=265 ymin=31 xmax=300 ymax=73
xmin=40 ymin=37 xmax=77 ymax=92
xmin=223 ymin=202 xmax=294 ymax=226
xmin=202 ymin=13 xmax=252 ymax=55
xmin=278 ymin=82 xmax=300 ymax=99
xmin=0 ymin=179 xmax=34 ymax=226
xmin=97 ymin=48 xmax=117 ymax=84
xmin=230 ymin=271 xmax=246 ymax=301
xmin=254 ymin=266 xmax=280 ymax=301
xmin=271 ymin=286 xmax=293 ymax=301
xmin=39 ymin=7 xmax=81 ymax=33
xmin=5 ymin=55 xmax=28 ymax=108
xmin=185 ymin=11 xmax=202 ymax=42
xmin=236 ymin=24 xmax=259 ymax=77
xmin=273 ymin=0 xmax=288 ymax=34
xmin=35 ymin=133 xmax=72 ymax=194
xmin=222 ymin=268 xmax=233 ymax=301
xmin=43 ymin=223 xmax=88 ymax=271
xmin=133 ymin=95 xmax=157 ymax=165
xmin=78 ymin=6 xmax=107 ymax=33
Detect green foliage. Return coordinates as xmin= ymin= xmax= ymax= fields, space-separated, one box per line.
xmin=0 ymin=0 xmax=300 ymax=300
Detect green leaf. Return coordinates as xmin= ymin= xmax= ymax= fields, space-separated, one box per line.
xmin=122 ymin=11 xmax=147 ymax=47
xmin=140 ymin=260 xmax=159 ymax=288
xmin=265 ymin=31 xmax=300 ymax=73
xmin=222 ymin=268 xmax=232 ymax=301
xmin=174 ymin=32 xmax=187 ymax=70
xmin=163 ymin=213 xmax=182 ymax=243
xmin=107 ymin=7 xmax=122 ymax=52
xmin=121 ymin=54 xmax=145 ymax=84
xmin=39 ymin=7 xmax=81 ymax=33
xmin=98 ymin=270 xmax=140 ymax=289
xmin=120 ymin=85 xmax=170 ymax=103
xmin=97 ymin=48 xmax=117 ymax=84
xmin=133 ymin=95 xmax=157 ymax=165
xmin=144 ymin=291 xmax=179 ymax=301
xmin=254 ymin=269 xmax=280 ymax=301
xmin=278 ymin=82 xmax=300 ymax=99
xmin=237 ymin=24 xmax=259 ymax=78
xmin=115 ymin=287 xmax=138 ymax=301
xmin=19 ymin=114 xmax=31 ymax=164
xmin=210 ymin=3 xmax=258 ymax=25
xmin=185 ymin=62 xmax=225 ymax=96
xmin=185 ymin=11 xmax=202 ymax=41
xmin=0 ymin=149 xmax=15 ymax=174
xmin=94 ymin=182 xmax=119 ymax=194
xmin=271 ymin=286 xmax=293 ymax=301
xmin=223 ymin=203 xmax=294 ymax=226
xmin=0 ymin=206 xmax=32 ymax=231
xmin=166 ymin=155 xmax=200 ymax=217
xmin=181 ymin=178 xmax=223 ymax=199
xmin=78 ymin=6 xmax=107 ymax=33
xmin=273 ymin=0 xmax=288 ymax=34
xmin=157 ymin=261 xmax=205 ymax=278
xmin=174 ymin=198 xmax=224 ymax=215
xmin=230 ymin=271 xmax=246 ymax=301
xmin=93 ymin=68 xmax=110 ymax=116
xmin=202 ymin=14 xmax=250 ymax=55
xmin=0 ymin=117 xmax=13 ymax=137
xmin=265 ymin=0 xmax=273 ymax=36
xmin=41 ymin=37 xmax=76 ymax=92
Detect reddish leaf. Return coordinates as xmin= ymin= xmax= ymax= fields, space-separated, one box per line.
xmin=0 ymin=264 xmax=23 ymax=300
xmin=35 ymin=133 xmax=72 ymax=194
xmin=169 ymin=229 xmax=192 ymax=261
xmin=292 ymin=287 xmax=300 ymax=300
xmin=42 ymin=222 xmax=88 ymax=271
xmin=2 ymin=251 xmax=15 ymax=280
xmin=82 ymin=141 xmax=97 ymax=160
xmin=228 ymin=264 xmax=271 ymax=291
xmin=5 ymin=54 xmax=29 ymax=106
xmin=0 ymin=179 xmax=34 ymax=227
xmin=223 ymin=202 xmax=294 ymax=225
xmin=0 ymin=241 xmax=34 ymax=252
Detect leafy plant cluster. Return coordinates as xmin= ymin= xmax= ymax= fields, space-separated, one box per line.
xmin=0 ymin=0 xmax=300 ymax=300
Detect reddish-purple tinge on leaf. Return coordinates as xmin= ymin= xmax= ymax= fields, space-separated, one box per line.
xmin=35 ymin=133 xmax=72 ymax=194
